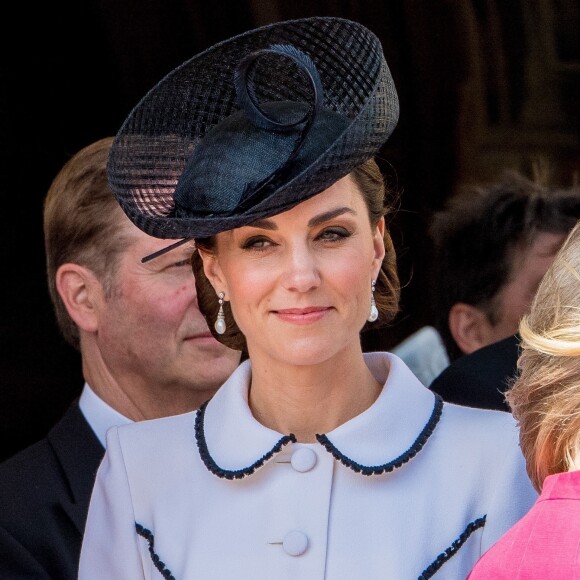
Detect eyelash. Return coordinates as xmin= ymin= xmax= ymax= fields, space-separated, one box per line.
xmin=241 ymin=237 xmax=271 ymax=251
xmin=318 ymin=227 xmax=351 ymax=241
xmin=241 ymin=227 xmax=351 ymax=251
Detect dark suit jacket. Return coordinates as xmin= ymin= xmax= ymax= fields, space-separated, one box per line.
xmin=429 ymin=334 xmax=521 ymax=412
xmin=0 ymin=401 xmax=104 ymax=579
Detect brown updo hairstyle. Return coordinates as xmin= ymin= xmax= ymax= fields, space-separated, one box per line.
xmin=191 ymin=158 xmax=401 ymax=352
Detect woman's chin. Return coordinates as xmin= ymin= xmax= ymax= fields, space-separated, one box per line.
xmin=268 ymin=341 xmax=343 ymax=367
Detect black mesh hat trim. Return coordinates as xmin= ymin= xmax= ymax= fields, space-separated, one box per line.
xmin=135 ymin=523 xmax=177 ymax=580
xmin=417 ymin=516 xmax=487 ymax=579
xmin=194 ymin=400 xmax=296 ymax=479
xmin=108 ymin=16 xmax=399 ymax=240
xmin=315 ymin=394 xmax=444 ymax=476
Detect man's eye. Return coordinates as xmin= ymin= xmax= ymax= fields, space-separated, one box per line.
xmin=171 ymin=259 xmax=191 ymax=268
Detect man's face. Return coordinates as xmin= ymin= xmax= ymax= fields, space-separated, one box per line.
xmin=94 ymin=220 xmax=241 ymax=403
xmin=489 ymin=231 xmax=567 ymax=343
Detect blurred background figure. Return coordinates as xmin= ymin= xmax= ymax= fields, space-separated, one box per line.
xmin=428 ymin=170 xmax=580 ymax=410
xmin=0 ymin=138 xmax=241 ymax=579
xmin=468 ymin=219 xmax=580 ymax=579
xmin=391 ymin=325 xmax=449 ymax=386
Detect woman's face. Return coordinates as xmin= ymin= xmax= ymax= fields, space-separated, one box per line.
xmin=201 ymin=174 xmax=385 ymax=366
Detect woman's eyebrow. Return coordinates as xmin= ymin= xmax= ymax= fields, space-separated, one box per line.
xmin=308 ymin=207 xmax=355 ymax=227
xmin=246 ymin=206 xmax=355 ymax=231
xmin=245 ymin=218 xmax=278 ymax=230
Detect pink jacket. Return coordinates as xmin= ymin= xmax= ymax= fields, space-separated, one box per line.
xmin=468 ymin=470 xmax=580 ymax=579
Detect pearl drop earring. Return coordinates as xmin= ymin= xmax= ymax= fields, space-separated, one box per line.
xmin=214 ymin=292 xmax=226 ymax=334
xmin=368 ymin=280 xmax=378 ymax=322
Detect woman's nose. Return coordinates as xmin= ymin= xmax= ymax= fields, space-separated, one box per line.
xmin=281 ymin=243 xmax=321 ymax=292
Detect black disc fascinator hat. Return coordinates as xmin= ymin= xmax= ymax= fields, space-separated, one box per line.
xmin=108 ymin=17 xmax=399 ymax=252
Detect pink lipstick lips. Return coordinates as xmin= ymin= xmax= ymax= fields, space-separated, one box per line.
xmin=273 ymin=307 xmax=331 ymax=324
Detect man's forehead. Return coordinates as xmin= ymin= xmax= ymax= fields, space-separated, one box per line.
xmin=142 ymin=238 xmax=196 ymax=262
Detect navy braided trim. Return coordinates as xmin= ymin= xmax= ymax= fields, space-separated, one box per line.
xmin=315 ymin=394 xmax=444 ymax=475
xmin=135 ymin=523 xmax=176 ymax=580
xmin=194 ymin=400 xmax=297 ymax=479
xmin=418 ymin=515 xmax=487 ymax=580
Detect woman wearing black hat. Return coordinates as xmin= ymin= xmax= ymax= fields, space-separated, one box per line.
xmin=79 ymin=17 xmax=537 ymax=579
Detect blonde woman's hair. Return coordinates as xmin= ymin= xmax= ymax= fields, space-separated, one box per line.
xmin=506 ymin=220 xmax=580 ymax=491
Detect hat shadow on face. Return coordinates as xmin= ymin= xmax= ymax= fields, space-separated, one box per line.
xmin=108 ymin=16 xmax=399 ymax=240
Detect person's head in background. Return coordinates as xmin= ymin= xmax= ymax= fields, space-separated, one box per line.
xmin=44 ymin=137 xmax=241 ymax=420
xmin=429 ymin=169 xmax=580 ymax=362
xmin=506 ymin=219 xmax=580 ymax=492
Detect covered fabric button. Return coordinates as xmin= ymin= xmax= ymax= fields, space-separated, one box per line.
xmin=290 ymin=448 xmax=317 ymax=472
xmin=282 ymin=530 xmax=309 ymax=556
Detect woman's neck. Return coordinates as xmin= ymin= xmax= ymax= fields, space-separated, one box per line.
xmin=247 ymin=350 xmax=382 ymax=442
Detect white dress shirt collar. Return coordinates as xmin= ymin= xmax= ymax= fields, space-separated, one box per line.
xmin=78 ymin=383 xmax=133 ymax=448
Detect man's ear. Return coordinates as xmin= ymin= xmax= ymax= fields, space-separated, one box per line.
xmin=448 ymin=303 xmax=494 ymax=355
xmin=55 ymin=264 xmax=103 ymax=333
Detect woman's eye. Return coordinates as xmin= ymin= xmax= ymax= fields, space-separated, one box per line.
xmin=241 ymin=236 xmax=273 ymax=250
xmin=170 ymin=259 xmax=191 ymax=268
xmin=317 ymin=227 xmax=350 ymax=241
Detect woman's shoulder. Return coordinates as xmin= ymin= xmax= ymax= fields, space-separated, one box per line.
xmin=110 ymin=408 xmax=198 ymax=450
xmin=437 ymin=402 xmax=520 ymax=450
xmin=435 ymin=404 xmax=533 ymax=497
xmin=442 ymin=402 xmax=517 ymax=429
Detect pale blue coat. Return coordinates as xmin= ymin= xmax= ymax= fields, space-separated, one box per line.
xmin=79 ymin=353 xmax=537 ymax=579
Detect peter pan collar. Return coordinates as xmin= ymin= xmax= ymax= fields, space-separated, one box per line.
xmin=195 ymin=352 xmax=443 ymax=479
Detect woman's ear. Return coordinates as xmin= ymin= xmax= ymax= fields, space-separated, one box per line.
xmin=372 ymin=217 xmax=386 ymax=278
xmin=55 ymin=264 xmax=103 ymax=333
xmin=198 ymin=249 xmax=228 ymax=297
